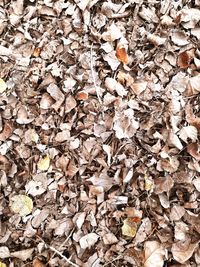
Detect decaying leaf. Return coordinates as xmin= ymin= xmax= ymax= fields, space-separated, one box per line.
xmin=179 ymin=126 xmax=198 ymax=143
xmin=33 ymin=258 xmax=46 ymax=267
xmin=0 ymin=247 xmax=10 ymax=258
xmin=122 ymin=218 xmax=139 ymax=238
xmin=10 ymin=248 xmax=34 ymax=261
xmin=10 ymin=195 xmax=33 ymax=216
xmin=37 ymin=155 xmax=50 ymax=171
xmin=144 ymin=241 xmax=165 ymax=267
xmin=171 ymin=240 xmax=198 ymax=264
xmin=79 ymin=233 xmax=99 ymax=249
xmin=0 ymin=78 xmax=7 ymax=93
xmin=177 ymin=51 xmax=192 ymax=69
xmin=116 ymin=44 xmax=128 ymax=64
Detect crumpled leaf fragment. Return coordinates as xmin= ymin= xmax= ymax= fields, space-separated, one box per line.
xmin=37 ymin=155 xmax=50 ymax=171
xmin=171 ymin=240 xmax=198 ymax=264
xmin=0 ymin=79 xmax=7 ymax=93
xmin=33 ymin=258 xmax=46 ymax=267
xmin=10 ymin=248 xmax=34 ymax=261
xmin=0 ymin=246 xmax=10 ymax=258
xmin=79 ymin=233 xmax=99 ymax=249
xmin=179 ymin=126 xmax=198 ymax=143
xmin=144 ymin=174 xmax=154 ymax=192
xmin=122 ymin=218 xmax=139 ymax=237
xmin=144 ymin=241 xmax=165 ymax=267
xmin=10 ymin=195 xmax=33 ymax=216
xmin=116 ymin=44 xmax=128 ymax=64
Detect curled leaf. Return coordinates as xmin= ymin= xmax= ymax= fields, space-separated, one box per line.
xmin=10 ymin=195 xmax=33 ymax=216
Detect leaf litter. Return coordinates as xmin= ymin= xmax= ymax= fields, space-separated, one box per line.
xmin=0 ymin=0 xmax=200 ymax=266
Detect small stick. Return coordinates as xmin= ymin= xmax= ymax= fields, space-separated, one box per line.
xmin=48 ymin=245 xmax=79 ymax=267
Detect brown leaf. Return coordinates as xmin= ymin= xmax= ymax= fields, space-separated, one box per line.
xmin=32 ymin=47 xmax=41 ymax=58
xmin=171 ymin=239 xmax=198 ymax=264
xmin=187 ymin=143 xmax=200 ymax=161
xmin=185 ymin=103 xmax=200 ymax=132
xmin=177 ymin=51 xmax=191 ymax=69
xmin=0 ymin=155 xmax=11 ymax=172
xmin=116 ymin=44 xmax=129 ymax=64
xmin=33 ymin=258 xmax=46 ymax=267
xmin=0 ymin=121 xmax=13 ymax=141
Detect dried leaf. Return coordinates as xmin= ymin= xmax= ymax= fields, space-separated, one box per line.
xmin=0 ymin=79 xmax=7 ymax=93
xmin=75 ymin=91 xmax=88 ymax=100
xmin=103 ymin=233 xmax=118 ymax=245
xmin=33 ymin=258 xmax=46 ymax=267
xmin=116 ymin=44 xmax=128 ymax=64
xmin=37 ymin=155 xmax=50 ymax=171
xmin=10 ymin=248 xmax=34 ymax=261
xmin=0 ymin=121 xmax=13 ymax=141
xmin=171 ymin=240 xmax=198 ymax=264
xmin=122 ymin=218 xmax=138 ymax=237
xmin=144 ymin=241 xmax=165 ymax=267
xmin=187 ymin=143 xmax=200 ymax=161
xmin=10 ymin=195 xmax=33 ymax=216
xmin=0 ymin=247 xmax=10 ymax=258
xmin=177 ymin=51 xmax=192 ymax=69
xmin=79 ymin=233 xmax=99 ymax=249
xmin=179 ymin=126 xmax=198 ymax=143
xmin=32 ymin=47 xmax=41 ymax=57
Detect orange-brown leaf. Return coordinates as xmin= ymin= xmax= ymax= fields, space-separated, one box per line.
xmin=33 ymin=258 xmax=46 ymax=267
xmin=76 ymin=91 xmax=88 ymax=100
xmin=32 ymin=47 xmax=41 ymax=57
xmin=177 ymin=51 xmax=191 ymax=69
xmin=116 ymin=45 xmax=129 ymax=64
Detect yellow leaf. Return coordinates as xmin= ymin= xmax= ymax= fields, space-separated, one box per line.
xmin=0 ymin=262 xmax=6 ymax=267
xmin=122 ymin=218 xmax=137 ymax=237
xmin=0 ymin=79 xmax=7 ymax=93
xmin=38 ymin=155 xmax=50 ymax=171
xmin=144 ymin=174 xmax=154 ymax=192
xmin=10 ymin=195 xmax=33 ymax=216
xmin=30 ymin=129 xmax=39 ymax=143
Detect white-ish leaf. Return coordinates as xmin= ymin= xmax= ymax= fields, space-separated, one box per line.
xmin=144 ymin=241 xmax=165 ymax=267
xmin=179 ymin=126 xmax=198 ymax=143
xmin=0 ymin=79 xmax=7 ymax=93
xmin=10 ymin=248 xmax=34 ymax=261
xmin=79 ymin=233 xmax=99 ymax=249
xmin=0 ymin=247 xmax=10 ymax=258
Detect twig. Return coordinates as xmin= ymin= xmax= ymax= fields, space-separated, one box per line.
xmin=48 ymin=227 xmax=75 ymax=262
xmin=90 ymin=43 xmax=102 ymax=104
xmin=37 ymin=236 xmax=79 ymax=267
xmin=48 ymin=245 xmax=79 ymax=267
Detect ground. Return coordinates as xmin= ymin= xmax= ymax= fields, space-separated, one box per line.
xmin=0 ymin=0 xmax=200 ymax=266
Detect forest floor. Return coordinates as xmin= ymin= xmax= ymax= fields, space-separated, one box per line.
xmin=0 ymin=0 xmax=200 ymax=266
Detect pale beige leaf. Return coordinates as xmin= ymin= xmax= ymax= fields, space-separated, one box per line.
xmin=10 ymin=195 xmax=33 ymax=216
xmin=179 ymin=126 xmax=198 ymax=143
xmin=0 ymin=79 xmax=7 ymax=93
xmin=144 ymin=241 xmax=165 ymax=267
xmin=172 ymin=240 xmax=198 ymax=264
xmin=37 ymin=155 xmax=50 ymax=171
xmin=79 ymin=233 xmax=99 ymax=249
